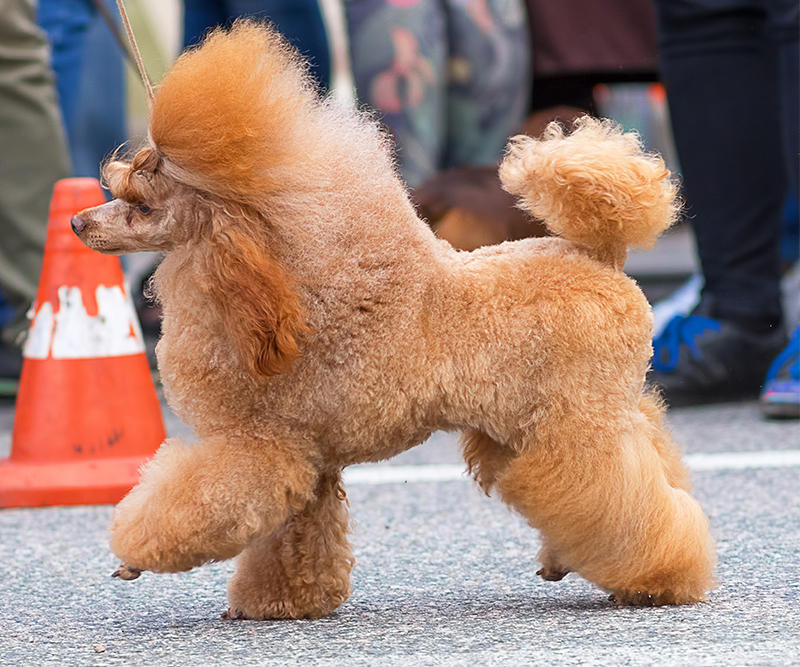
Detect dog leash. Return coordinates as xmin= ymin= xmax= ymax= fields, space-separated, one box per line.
xmin=90 ymin=0 xmax=155 ymax=108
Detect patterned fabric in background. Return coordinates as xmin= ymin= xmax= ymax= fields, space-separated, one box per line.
xmin=344 ymin=0 xmax=530 ymax=188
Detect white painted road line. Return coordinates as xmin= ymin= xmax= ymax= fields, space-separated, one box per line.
xmin=343 ymin=450 xmax=800 ymax=486
xmin=345 ymin=464 xmax=467 ymax=486
xmin=685 ymin=449 xmax=800 ymax=471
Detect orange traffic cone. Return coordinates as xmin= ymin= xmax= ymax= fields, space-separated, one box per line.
xmin=0 ymin=178 xmax=166 ymax=508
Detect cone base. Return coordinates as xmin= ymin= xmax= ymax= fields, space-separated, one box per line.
xmin=0 ymin=455 xmax=150 ymax=508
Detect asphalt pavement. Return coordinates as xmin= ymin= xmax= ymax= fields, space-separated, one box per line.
xmin=1 ymin=389 xmax=799 ymax=666
xmin=1 ymin=227 xmax=799 ymax=666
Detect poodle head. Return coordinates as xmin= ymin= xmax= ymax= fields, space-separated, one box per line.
xmin=72 ymin=146 xmax=208 ymax=254
xmin=73 ymin=19 xmax=317 ymax=255
xmin=72 ymin=143 xmax=308 ymax=380
xmin=70 ymin=21 xmax=318 ymax=381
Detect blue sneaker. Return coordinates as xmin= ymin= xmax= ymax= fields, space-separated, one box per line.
xmin=760 ymin=326 xmax=800 ymax=419
xmin=651 ymin=274 xmax=704 ymax=338
xmin=649 ymin=314 xmax=787 ymax=408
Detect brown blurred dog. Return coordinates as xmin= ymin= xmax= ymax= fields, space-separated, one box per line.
xmin=411 ymin=106 xmax=587 ymax=251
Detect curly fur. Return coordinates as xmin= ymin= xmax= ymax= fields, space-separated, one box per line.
xmin=73 ymin=21 xmax=714 ymax=619
xmin=500 ymin=118 xmax=680 ymax=267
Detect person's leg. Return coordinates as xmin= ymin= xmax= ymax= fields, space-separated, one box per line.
xmin=40 ymin=0 xmax=127 ymax=179
xmin=344 ymin=0 xmax=447 ymax=188
xmin=0 ymin=0 xmax=72 ymax=351
xmin=441 ymin=0 xmax=530 ymax=169
xmin=655 ymin=0 xmax=786 ymax=325
xmin=229 ymin=0 xmax=331 ymax=90
xmin=771 ymin=0 xmax=799 ymax=197
xmin=184 ymin=0 xmax=331 ymax=89
xmin=183 ymin=0 xmax=226 ymax=48
xmin=67 ymin=1 xmax=128 ymax=178
xmin=405 ymin=0 xmax=532 ymax=250
xmin=759 ymin=0 xmax=800 ymax=417
xmin=650 ymin=0 xmax=792 ymax=405
xmin=36 ymin=0 xmax=93 ymax=134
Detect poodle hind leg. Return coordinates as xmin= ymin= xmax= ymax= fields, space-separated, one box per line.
xmin=226 ymin=471 xmax=354 ymax=620
xmin=497 ymin=404 xmax=715 ymax=606
xmin=536 ymin=538 xmax=571 ymax=581
xmin=460 ymin=428 xmax=516 ymax=494
xmin=110 ymin=436 xmax=316 ymax=574
xmin=461 ymin=429 xmax=571 ymax=582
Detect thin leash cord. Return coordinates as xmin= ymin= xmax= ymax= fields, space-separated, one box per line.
xmin=91 ymin=0 xmax=156 ymax=110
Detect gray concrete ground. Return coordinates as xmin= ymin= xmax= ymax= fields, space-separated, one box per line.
xmin=1 ymin=227 xmax=799 ymax=666
xmin=1 ymin=398 xmax=799 ymax=666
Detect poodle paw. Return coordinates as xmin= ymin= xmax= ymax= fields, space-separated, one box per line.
xmin=112 ymin=564 xmax=143 ymax=581
xmin=110 ymin=494 xmax=243 ymax=573
xmin=221 ymin=608 xmax=251 ymax=621
xmin=608 ymin=589 xmax=687 ymax=607
xmin=537 ymin=566 xmax=571 ymax=582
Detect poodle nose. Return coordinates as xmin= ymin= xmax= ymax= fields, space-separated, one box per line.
xmin=71 ymin=214 xmax=86 ymax=235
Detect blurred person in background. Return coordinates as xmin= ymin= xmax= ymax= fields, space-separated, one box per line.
xmin=648 ymin=0 xmax=799 ymax=418
xmin=38 ymin=0 xmax=127 ymax=179
xmin=399 ymin=0 xmax=663 ymax=249
xmin=0 ymin=0 xmax=72 ymax=387
xmin=183 ymin=0 xmax=332 ymax=89
xmin=343 ymin=0 xmax=531 ymax=192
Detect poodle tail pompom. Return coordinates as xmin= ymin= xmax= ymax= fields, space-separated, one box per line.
xmin=498 ymin=116 xmax=680 ymax=265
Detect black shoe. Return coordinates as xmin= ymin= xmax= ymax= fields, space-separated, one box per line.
xmin=648 ymin=314 xmax=787 ymax=408
xmin=0 ymin=340 xmax=22 ymax=397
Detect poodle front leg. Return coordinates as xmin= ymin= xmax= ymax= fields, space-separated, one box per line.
xmin=225 ymin=471 xmax=354 ymax=620
xmin=497 ymin=407 xmax=715 ymax=606
xmin=110 ymin=436 xmax=316 ymax=575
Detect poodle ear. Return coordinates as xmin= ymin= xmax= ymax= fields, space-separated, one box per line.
xmin=205 ymin=227 xmax=306 ymax=380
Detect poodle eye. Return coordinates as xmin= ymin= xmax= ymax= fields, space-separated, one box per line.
xmin=137 ymin=203 xmax=152 ymax=216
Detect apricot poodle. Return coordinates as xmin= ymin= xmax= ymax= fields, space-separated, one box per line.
xmin=72 ymin=21 xmax=715 ymax=619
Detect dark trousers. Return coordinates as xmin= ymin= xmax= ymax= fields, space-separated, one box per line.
xmin=653 ymin=0 xmax=799 ymax=323
xmin=183 ymin=0 xmax=331 ymax=90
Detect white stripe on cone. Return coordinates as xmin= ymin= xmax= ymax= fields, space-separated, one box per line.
xmin=24 ymin=284 xmax=145 ymax=359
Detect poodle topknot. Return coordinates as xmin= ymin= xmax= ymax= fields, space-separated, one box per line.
xmin=73 ymin=20 xmax=714 ymax=620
